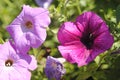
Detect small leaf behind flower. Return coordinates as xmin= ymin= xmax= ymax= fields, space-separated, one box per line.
xmin=116 ymin=5 xmax=120 ymax=24
xmin=0 ymin=37 xmax=4 ymax=44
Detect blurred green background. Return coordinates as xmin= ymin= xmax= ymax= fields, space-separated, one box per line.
xmin=1 ymin=0 xmax=120 ymax=80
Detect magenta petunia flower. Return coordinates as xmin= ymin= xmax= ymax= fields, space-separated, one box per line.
xmin=57 ymin=12 xmax=114 ymax=67
xmin=35 ymin=0 xmax=53 ymax=9
xmin=7 ymin=5 xmax=51 ymax=54
xmin=45 ymin=56 xmax=66 ymax=80
xmin=0 ymin=41 xmax=37 ymax=80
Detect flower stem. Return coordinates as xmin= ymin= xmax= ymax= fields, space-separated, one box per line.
xmin=76 ymin=0 xmax=82 ymax=14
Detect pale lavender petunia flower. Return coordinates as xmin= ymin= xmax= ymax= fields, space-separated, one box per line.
xmin=57 ymin=11 xmax=114 ymax=67
xmin=7 ymin=5 xmax=51 ymax=54
xmin=35 ymin=0 xmax=53 ymax=9
xmin=45 ymin=56 xmax=66 ymax=80
xmin=0 ymin=41 xmax=37 ymax=80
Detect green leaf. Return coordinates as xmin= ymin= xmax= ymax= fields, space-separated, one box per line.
xmin=76 ymin=72 xmax=91 ymax=80
xmin=116 ymin=5 xmax=120 ymax=24
xmin=0 ymin=37 xmax=4 ymax=44
xmin=94 ymin=56 xmax=101 ymax=65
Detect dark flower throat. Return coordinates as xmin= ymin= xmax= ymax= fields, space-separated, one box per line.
xmin=5 ymin=59 xmax=13 ymax=67
xmin=81 ymin=33 xmax=94 ymax=49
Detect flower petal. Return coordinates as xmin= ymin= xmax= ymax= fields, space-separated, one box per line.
xmin=76 ymin=11 xmax=108 ymax=34
xmin=15 ymin=34 xmax=30 ymax=54
xmin=90 ymin=31 xmax=114 ymax=59
xmin=11 ymin=67 xmax=31 ymax=80
xmin=58 ymin=41 xmax=90 ymax=66
xmin=26 ymin=29 xmax=46 ymax=48
xmin=88 ymin=12 xmax=107 ymax=32
xmin=0 ymin=41 xmax=16 ymax=60
xmin=7 ymin=25 xmax=23 ymax=41
xmin=33 ymin=10 xmax=51 ymax=27
xmin=28 ymin=55 xmax=37 ymax=71
xmin=0 ymin=67 xmax=9 ymax=80
xmin=23 ymin=5 xmax=51 ymax=27
xmin=14 ymin=53 xmax=37 ymax=70
xmin=76 ymin=11 xmax=91 ymax=29
xmin=58 ymin=22 xmax=81 ymax=44
xmin=0 ymin=66 xmax=31 ymax=80
xmin=7 ymin=25 xmax=30 ymax=54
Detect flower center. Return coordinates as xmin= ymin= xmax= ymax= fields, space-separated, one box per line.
xmin=81 ymin=33 xmax=94 ymax=49
xmin=5 ymin=59 xmax=13 ymax=67
xmin=25 ymin=21 xmax=33 ymax=29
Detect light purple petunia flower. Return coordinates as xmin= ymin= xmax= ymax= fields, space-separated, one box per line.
xmin=35 ymin=0 xmax=53 ymax=9
xmin=57 ymin=11 xmax=114 ymax=67
xmin=7 ymin=5 xmax=51 ymax=54
xmin=45 ymin=56 xmax=66 ymax=80
xmin=0 ymin=41 xmax=37 ymax=80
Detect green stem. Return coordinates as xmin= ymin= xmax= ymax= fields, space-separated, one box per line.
xmin=76 ymin=0 xmax=82 ymax=14
xmin=64 ymin=0 xmax=69 ymax=21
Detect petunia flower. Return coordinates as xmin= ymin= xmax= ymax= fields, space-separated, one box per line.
xmin=57 ymin=11 xmax=114 ymax=67
xmin=0 ymin=41 xmax=37 ymax=80
xmin=44 ymin=56 xmax=66 ymax=80
xmin=35 ymin=0 xmax=53 ymax=9
xmin=7 ymin=5 xmax=51 ymax=54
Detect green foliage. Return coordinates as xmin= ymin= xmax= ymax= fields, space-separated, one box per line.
xmin=116 ymin=5 xmax=120 ymax=24
xmin=0 ymin=0 xmax=120 ymax=80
